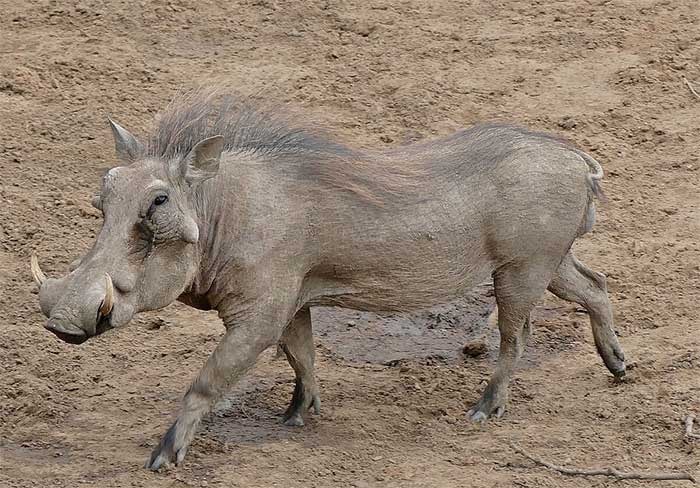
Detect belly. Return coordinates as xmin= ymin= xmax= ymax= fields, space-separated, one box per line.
xmin=305 ymin=236 xmax=494 ymax=313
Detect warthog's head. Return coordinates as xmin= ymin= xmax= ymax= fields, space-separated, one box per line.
xmin=32 ymin=119 xmax=224 ymax=344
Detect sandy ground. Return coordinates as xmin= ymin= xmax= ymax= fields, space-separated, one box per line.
xmin=1 ymin=0 xmax=699 ymax=486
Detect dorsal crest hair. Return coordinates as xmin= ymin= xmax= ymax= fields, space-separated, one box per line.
xmin=136 ymin=87 xmax=594 ymax=206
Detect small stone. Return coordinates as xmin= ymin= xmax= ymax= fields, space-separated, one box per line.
xmin=353 ymin=22 xmax=375 ymax=37
xmin=350 ymin=482 xmax=371 ymax=488
xmin=558 ymin=116 xmax=577 ymax=130
xmin=462 ymin=341 xmax=488 ymax=358
xmin=146 ymin=317 xmax=169 ymax=330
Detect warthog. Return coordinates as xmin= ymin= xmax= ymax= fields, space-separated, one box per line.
xmin=32 ymin=90 xmax=626 ymax=469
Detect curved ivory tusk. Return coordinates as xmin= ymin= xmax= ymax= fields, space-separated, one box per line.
xmin=90 ymin=195 xmax=102 ymax=210
xmin=30 ymin=254 xmax=47 ymax=287
xmin=487 ymin=306 xmax=499 ymax=327
xmin=100 ymin=273 xmax=114 ymax=317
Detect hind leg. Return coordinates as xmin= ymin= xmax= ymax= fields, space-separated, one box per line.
xmin=468 ymin=263 xmax=552 ymax=422
xmin=548 ymin=252 xmax=625 ymax=377
xmin=487 ymin=307 xmax=532 ymax=353
xmin=279 ymin=308 xmax=321 ymax=427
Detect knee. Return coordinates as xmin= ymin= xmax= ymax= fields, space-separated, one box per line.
xmin=188 ymin=376 xmax=215 ymax=400
xmin=583 ymin=287 xmax=611 ymax=313
xmin=591 ymin=270 xmax=607 ymax=292
xmin=499 ymin=332 xmax=524 ymax=356
xmin=578 ymin=262 xmax=608 ymax=293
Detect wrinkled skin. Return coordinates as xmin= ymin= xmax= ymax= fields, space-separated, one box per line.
xmin=37 ymin=121 xmax=218 ymax=346
xmin=34 ymin=96 xmax=626 ymax=470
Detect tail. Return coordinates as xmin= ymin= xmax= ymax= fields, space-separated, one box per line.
xmin=573 ymin=150 xmax=607 ymax=236
xmin=574 ymin=149 xmax=607 ymax=202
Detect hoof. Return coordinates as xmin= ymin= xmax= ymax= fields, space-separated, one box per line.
xmin=467 ymin=409 xmax=489 ymax=423
xmin=145 ymin=423 xmax=189 ymax=471
xmin=282 ymin=381 xmax=320 ymax=427
xmin=597 ymin=339 xmax=626 ymax=378
xmin=612 ymin=366 xmax=626 ymax=378
xmin=283 ymin=414 xmax=305 ymax=427
xmin=467 ymin=404 xmax=505 ymax=423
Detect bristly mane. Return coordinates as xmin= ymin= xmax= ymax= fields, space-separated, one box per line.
xmin=143 ymin=88 xmax=588 ymax=206
xmin=144 ymin=88 xmax=426 ymax=205
xmin=147 ymin=89 xmax=357 ymax=161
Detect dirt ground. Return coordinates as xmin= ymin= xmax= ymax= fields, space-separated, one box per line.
xmin=1 ymin=0 xmax=699 ymax=486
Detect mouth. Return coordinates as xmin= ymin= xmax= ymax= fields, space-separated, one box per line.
xmin=45 ymin=320 xmax=88 ymax=345
xmin=45 ymin=314 xmax=113 ymax=345
xmin=96 ymin=312 xmax=114 ymax=336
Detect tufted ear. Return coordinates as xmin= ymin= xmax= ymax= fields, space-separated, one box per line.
xmin=108 ymin=117 xmax=143 ymax=163
xmin=181 ymin=135 xmax=224 ymax=186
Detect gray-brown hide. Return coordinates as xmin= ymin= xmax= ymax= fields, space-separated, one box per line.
xmin=32 ymin=91 xmax=626 ymax=470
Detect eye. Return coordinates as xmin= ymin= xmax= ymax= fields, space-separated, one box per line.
xmin=153 ymin=195 xmax=168 ymax=206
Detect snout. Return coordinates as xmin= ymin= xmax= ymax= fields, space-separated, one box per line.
xmin=33 ymin=256 xmax=118 ymax=343
xmin=45 ymin=320 xmax=88 ymax=345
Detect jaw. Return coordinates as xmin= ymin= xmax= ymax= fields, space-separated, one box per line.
xmin=33 ymin=236 xmax=197 ymax=345
xmin=45 ymin=311 xmax=117 ymax=344
xmin=45 ymin=319 xmax=88 ymax=344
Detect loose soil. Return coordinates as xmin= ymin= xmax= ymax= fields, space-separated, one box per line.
xmin=1 ymin=1 xmax=698 ymax=487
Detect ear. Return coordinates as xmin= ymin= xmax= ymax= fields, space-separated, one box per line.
xmin=108 ymin=117 xmax=143 ymax=163
xmin=181 ymin=135 xmax=224 ymax=186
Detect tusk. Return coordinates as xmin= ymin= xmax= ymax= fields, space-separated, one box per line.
xmin=487 ymin=306 xmax=499 ymax=327
xmin=30 ymin=254 xmax=47 ymax=287
xmin=90 ymin=195 xmax=102 ymax=210
xmin=100 ymin=273 xmax=114 ymax=317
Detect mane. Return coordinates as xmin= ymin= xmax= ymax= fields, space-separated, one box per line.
xmin=142 ymin=89 xmax=580 ymax=206
xmin=146 ymin=90 xmax=353 ymax=160
xmin=143 ymin=88 xmax=428 ymax=206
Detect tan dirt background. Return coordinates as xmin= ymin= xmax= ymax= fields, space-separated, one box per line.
xmin=1 ymin=0 xmax=699 ymax=486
